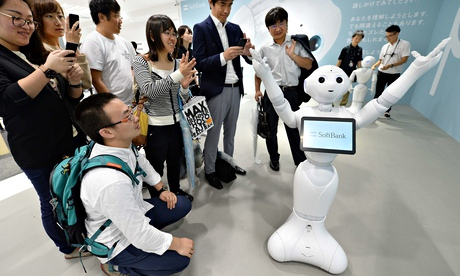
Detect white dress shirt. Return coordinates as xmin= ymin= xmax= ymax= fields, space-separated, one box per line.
xmin=80 ymin=143 xmax=170 ymax=262
xmin=210 ymin=14 xmax=239 ymax=84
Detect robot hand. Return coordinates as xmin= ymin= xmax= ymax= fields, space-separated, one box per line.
xmin=405 ymin=37 xmax=451 ymax=79
xmin=378 ymin=37 xmax=450 ymax=104
xmin=250 ymin=48 xmax=271 ymax=79
xmin=250 ymin=48 xmax=284 ymax=107
xmin=250 ymin=48 xmax=296 ymax=127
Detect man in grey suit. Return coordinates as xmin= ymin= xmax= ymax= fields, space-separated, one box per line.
xmin=193 ymin=0 xmax=253 ymax=189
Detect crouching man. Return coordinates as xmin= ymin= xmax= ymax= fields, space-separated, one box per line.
xmin=75 ymin=93 xmax=194 ymax=275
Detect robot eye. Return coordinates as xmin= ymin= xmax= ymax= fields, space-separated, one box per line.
xmin=309 ymin=35 xmax=322 ymax=52
xmin=336 ymin=77 xmax=343 ymax=83
xmin=318 ymin=77 xmax=325 ymax=83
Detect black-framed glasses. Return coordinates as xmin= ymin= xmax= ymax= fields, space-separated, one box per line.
xmin=384 ymin=32 xmax=397 ymax=39
xmin=162 ymin=31 xmax=178 ymax=39
xmin=0 ymin=11 xmax=39 ymax=30
xmin=100 ymin=108 xmax=134 ymax=129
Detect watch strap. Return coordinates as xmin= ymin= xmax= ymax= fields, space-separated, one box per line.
xmin=68 ymin=80 xmax=83 ymax=88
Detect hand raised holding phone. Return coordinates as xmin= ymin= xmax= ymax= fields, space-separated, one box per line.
xmin=66 ymin=14 xmax=81 ymax=45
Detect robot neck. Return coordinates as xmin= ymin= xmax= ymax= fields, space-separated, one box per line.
xmin=318 ymin=103 xmax=333 ymax=112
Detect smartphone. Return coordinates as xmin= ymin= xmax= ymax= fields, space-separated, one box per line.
xmin=238 ymin=38 xmax=248 ymax=47
xmin=69 ymin=13 xmax=79 ymax=30
xmin=65 ymin=42 xmax=78 ymax=58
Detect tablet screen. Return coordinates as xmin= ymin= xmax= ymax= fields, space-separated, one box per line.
xmin=300 ymin=116 xmax=356 ymax=155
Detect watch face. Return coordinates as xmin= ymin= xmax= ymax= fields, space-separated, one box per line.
xmin=45 ymin=69 xmax=57 ymax=79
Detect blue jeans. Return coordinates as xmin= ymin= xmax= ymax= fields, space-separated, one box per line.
xmin=109 ymin=196 xmax=192 ymax=275
xmin=22 ymin=167 xmax=75 ymax=254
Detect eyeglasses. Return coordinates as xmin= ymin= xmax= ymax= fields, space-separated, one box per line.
xmin=162 ymin=31 xmax=178 ymax=39
xmin=355 ymin=30 xmax=364 ymax=34
xmin=268 ymin=21 xmax=286 ymax=30
xmin=0 ymin=11 xmax=39 ymax=30
xmin=100 ymin=107 xmax=134 ymax=129
xmin=384 ymin=32 xmax=397 ymax=39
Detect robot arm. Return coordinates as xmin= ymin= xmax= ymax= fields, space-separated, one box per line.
xmin=348 ymin=70 xmax=356 ymax=92
xmin=354 ymin=38 xmax=450 ymax=129
xmin=379 ymin=38 xmax=450 ymax=106
xmin=250 ymin=48 xmax=297 ymax=128
xmin=370 ymin=71 xmax=377 ymax=96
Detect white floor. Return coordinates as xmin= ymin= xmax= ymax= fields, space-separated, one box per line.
xmin=1 ymin=102 xmax=460 ymax=276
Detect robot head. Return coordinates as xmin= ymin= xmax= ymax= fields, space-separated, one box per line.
xmin=304 ymin=65 xmax=350 ymax=104
xmin=361 ymin=56 xmax=376 ymax=69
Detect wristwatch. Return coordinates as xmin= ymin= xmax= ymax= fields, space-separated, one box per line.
xmin=160 ymin=185 xmax=169 ymax=194
xmin=39 ymin=66 xmax=57 ymax=79
xmin=390 ymin=64 xmax=395 ymax=68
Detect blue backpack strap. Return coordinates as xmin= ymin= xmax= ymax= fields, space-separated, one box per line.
xmin=131 ymin=143 xmax=147 ymax=179
xmin=80 ymin=144 xmax=148 ymax=259
xmin=82 ymin=154 xmax=140 ymax=185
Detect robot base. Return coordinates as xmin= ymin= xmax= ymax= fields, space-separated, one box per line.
xmin=267 ymin=210 xmax=347 ymax=274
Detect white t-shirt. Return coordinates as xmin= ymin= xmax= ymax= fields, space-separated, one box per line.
xmin=378 ymin=39 xmax=411 ymax=74
xmin=81 ymin=31 xmax=136 ymax=105
xmin=80 ymin=143 xmax=170 ymax=262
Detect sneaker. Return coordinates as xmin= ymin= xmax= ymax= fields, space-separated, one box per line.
xmin=64 ymin=247 xmax=92 ymax=259
xmin=101 ymin=263 xmax=129 ymax=276
xmin=269 ymin=160 xmax=280 ymax=171
xmin=384 ymin=112 xmax=390 ymax=118
xmin=175 ymin=188 xmax=194 ymax=202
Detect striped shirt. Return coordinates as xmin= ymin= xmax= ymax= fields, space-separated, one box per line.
xmin=133 ymin=56 xmax=190 ymax=125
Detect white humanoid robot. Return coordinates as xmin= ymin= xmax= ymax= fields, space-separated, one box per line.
xmin=347 ymin=56 xmax=377 ymax=113
xmin=250 ymin=37 xmax=450 ymax=274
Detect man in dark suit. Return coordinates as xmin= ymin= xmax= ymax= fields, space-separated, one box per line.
xmin=193 ymin=0 xmax=253 ymax=189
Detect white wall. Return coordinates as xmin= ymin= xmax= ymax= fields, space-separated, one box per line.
xmin=79 ymin=3 xmax=181 ymax=54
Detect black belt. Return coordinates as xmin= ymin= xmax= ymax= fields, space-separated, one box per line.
xmin=224 ymin=82 xmax=239 ymax=88
xmin=279 ymin=85 xmax=296 ymax=92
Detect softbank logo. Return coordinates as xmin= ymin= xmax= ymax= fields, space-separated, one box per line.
xmin=310 ymin=132 xmax=347 ymax=139
xmin=430 ymin=6 xmax=460 ymax=96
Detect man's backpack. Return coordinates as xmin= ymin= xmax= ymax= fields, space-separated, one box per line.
xmin=49 ymin=141 xmax=146 ymax=259
xmin=291 ymin=34 xmax=319 ymax=103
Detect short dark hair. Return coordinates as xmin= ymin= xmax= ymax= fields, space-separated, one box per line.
xmin=75 ymin=93 xmax=118 ymax=145
xmin=386 ymin=25 xmax=401 ymax=33
xmin=145 ymin=14 xmax=177 ymax=62
xmin=89 ymin=0 xmax=120 ymax=25
xmin=352 ymin=30 xmax=364 ymax=38
xmin=265 ymin=6 xmax=288 ymax=28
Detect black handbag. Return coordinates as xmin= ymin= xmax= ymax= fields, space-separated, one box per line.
xmin=257 ymin=101 xmax=270 ymax=139
xmin=215 ymin=155 xmax=236 ymax=183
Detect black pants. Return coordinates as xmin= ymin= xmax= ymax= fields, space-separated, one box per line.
xmin=374 ymin=71 xmax=401 ymax=112
xmin=263 ymin=87 xmax=306 ymax=166
xmin=145 ymin=123 xmax=183 ymax=193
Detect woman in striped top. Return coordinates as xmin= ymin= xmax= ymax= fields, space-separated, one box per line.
xmin=133 ymin=14 xmax=197 ymax=202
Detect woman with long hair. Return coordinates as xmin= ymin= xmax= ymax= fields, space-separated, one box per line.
xmin=133 ymin=14 xmax=196 ymax=202
xmin=0 ymin=0 xmax=87 ymax=259
xmin=177 ymin=25 xmax=193 ymax=59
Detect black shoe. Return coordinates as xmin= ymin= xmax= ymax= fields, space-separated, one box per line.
xmin=175 ymin=189 xmax=194 ymax=202
xmin=384 ymin=112 xmax=391 ymax=118
xmin=269 ymin=160 xmax=280 ymax=171
xmin=205 ymin=172 xmax=223 ymax=189
xmin=233 ymin=166 xmax=246 ymax=175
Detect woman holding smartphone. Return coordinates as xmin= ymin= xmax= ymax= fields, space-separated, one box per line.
xmin=133 ymin=14 xmax=196 ymax=202
xmin=32 ymin=0 xmax=92 ymax=90
xmin=0 ymin=0 xmax=87 ymax=259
